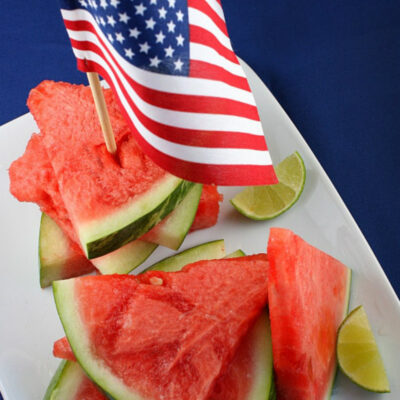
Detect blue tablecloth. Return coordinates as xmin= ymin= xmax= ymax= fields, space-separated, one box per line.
xmin=0 ymin=1 xmax=399 ymax=398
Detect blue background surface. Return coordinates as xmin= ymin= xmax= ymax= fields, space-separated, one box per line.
xmin=0 ymin=2 xmax=399 ymax=395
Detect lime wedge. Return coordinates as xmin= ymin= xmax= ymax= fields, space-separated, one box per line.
xmin=337 ymin=305 xmax=390 ymax=393
xmin=230 ymin=151 xmax=305 ymax=220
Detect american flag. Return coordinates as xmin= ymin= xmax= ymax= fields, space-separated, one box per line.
xmin=59 ymin=0 xmax=277 ymax=185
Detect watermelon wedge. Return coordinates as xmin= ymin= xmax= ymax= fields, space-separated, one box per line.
xmin=53 ymin=255 xmax=269 ymax=400
xmin=51 ymin=311 xmax=274 ymax=400
xmin=44 ymin=360 xmax=107 ymax=400
xmin=267 ymin=228 xmax=352 ymax=400
xmin=22 ymin=81 xmax=194 ymax=258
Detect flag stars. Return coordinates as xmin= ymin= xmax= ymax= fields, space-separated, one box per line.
xmin=145 ymin=17 xmax=156 ymax=30
xmin=124 ymin=48 xmax=135 ymax=59
xmin=155 ymin=30 xmax=166 ymax=43
xmin=167 ymin=20 xmax=176 ymax=32
xmin=89 ymin=0 xmax=98 ymax=9
xmin=115 ymin=32 xmax=125 ymax=43
xmin=176 ymin=10 xmax=184 ymax=21
xmin=174 ymin=58 xmax=183 ymax=71
xmin=110 ymin=0 xmax=120 ymax=7
xmin=168 ymin=0 xmax=176 ymax=8
xmin=99 ymin=0 xmax=107 ymax=9
xmin=158 ymin=7 xmax=167 ymax=19
xmin=176 ymin=34 xmax=184 ymax=46
xmin=107 ymin=15 xmax=116 ymax=27
xmin=149 ymin=56 xmax=161 ymax=67
xmin=149 ymin=0 xmax=157 ymax=4
xmin=129 ymin=27 xmax=141 ymax=38
xmin=107 ymin=33 xmax=114 ymax=43
xmin=79 ymin=0 xmax=88 ymax=7
xmin=139 ymin=41 xmax=151 ymax=54
xmin=119 ymin=12 xmax=130 ymax=23
xmin=135 ymin=3 xmax=147 ymax=15
xmin=164 ymin=45 xmax=174 ymax=57
xmin=99 ymin=17 xmax=106 ymax=25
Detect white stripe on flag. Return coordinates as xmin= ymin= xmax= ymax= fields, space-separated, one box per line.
xmin=203 ymin=0 xmax=226 ymax=22
xmin=72 ymin=48 xmax=272 ymax=165
xmin=189 ymin=42 xmax=245 ymax=78
xmin=188 ymin=7 xmax=232 ymax=51
xmin=61 ymin=9 xmax=256 ymax=106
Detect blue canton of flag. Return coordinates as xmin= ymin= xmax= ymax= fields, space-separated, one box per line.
xmin=60 ymin=0 xmax=190 ymax=75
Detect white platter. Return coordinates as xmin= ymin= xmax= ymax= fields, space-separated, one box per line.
xmin=0 ymin=61 xmax=399 ymax=400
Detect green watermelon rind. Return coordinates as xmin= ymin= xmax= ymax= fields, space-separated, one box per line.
xmin=92 ymin=240 xmax=158 ymax=275
xmin=43 ymin=360 xmax=82 ymax=400
xmin=80 ymin=177 xmax=195 ymax=259
xmin=53 ymin=279 xmax=144 ymax=400
xmin=225 ymin=249 xmax=246 ymax=258
xmin=39 ymin=214 xmax=94 ymax=288
xmin=146 ymin=239 xmax=226 ymax=272
xmin=246 ymin=311 xmax=275 ymax=400
xmin=143 ymin=183 xmax=203 ymax=250
xmin=324 ymin=267 xmax=352 ymax=400
xmin=39 ymin=214 xmax=158 ymax=281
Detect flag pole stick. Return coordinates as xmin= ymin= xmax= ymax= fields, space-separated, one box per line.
xmin=86 ymin=72 xmax=117 ymax=155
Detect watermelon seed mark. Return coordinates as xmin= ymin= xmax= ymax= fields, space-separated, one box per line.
xmin=150 ymin=277 xmax=164 ymax=286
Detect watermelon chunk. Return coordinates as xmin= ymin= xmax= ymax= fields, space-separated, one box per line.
xmin=267 ymin=228 xmax=351 ymax=400
xmin=22 ymin=81 xmax=194 ymax=258
xmin=53 ymin=256 xmax=269 ymax=400
xmin=190 ymin=185 xmax=223 ymax=232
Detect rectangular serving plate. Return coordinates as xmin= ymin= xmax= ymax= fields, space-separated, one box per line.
xmin=0 ymin=61 xmax=399 ymax=399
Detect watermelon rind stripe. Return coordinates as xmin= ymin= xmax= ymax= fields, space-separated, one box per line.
xmin=246 ymin=311 xmax=274 ymax=400
xmin=144 ymin=183 xmax=203 ymax=250
xmin=323 ymin=267 xmax=352 ymax=400
xmin=43 ymin=360 xmax=82 ymax=400
xmin=53 ymin=280 xmax=145 ymax=400
xmin=81 ymin=177 xmax=195 ymax=259
xmin=225 ymin=249 xmax=246 ymax=258
xmin=92 ymin=240 xmax=158 ymax=275
xmin=146 ymin=239 xmax=226 ymax=272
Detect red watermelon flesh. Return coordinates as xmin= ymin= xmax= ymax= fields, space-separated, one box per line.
xmin=63 ymin=255 xmax=268 ymax=400
xmin=27 ymin=80 xmax=166 ymax=224
xmin=74 ymin=375 xmax=108 ymax=400
xmin=53 ymin=336 xmax=76 ymax=362
xmin=190 ymin=185 xmax=223 ymax=232
xmin=9 ymin=133 xmax=79 ymax=246
xmin=267 ymin=228 xmax=351 ymax=400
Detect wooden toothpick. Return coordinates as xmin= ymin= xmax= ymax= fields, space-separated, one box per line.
xmin=86 ymin=72 xmax=117 ymax=155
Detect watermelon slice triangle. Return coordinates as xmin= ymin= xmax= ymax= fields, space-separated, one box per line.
xmin=26 ymin=81 xmax=194 ymax=258
xmin=53 ymin=255 xmax=269 ymax=400
xmin=267 ymin=228 xmax=351 ymax=400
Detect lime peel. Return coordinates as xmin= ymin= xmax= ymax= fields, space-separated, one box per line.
xmin=230 ymin=151 xmax=306 ymax=220
xmin=337 ymin=305 xmax=390 ymax=393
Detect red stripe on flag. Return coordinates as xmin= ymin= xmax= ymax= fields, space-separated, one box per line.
xmin=190 ymin=60 xmax=250 ymax=91
xmin=190 ymin=25 xmax=238 ymax=64
xmin=188 ymin=0 xmax=229 ymax=38
xmin=76 ymin=56 xmax=267 ymax=150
